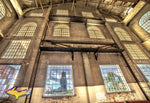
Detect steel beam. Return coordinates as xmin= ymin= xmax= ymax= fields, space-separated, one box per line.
xmin=43 ymin=40 xmax=113 ymax=45
xmin=40 ymin=46 xmax=123 ymax=53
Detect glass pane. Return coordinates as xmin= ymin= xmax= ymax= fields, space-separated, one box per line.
xmin=0 ymin=65 xmax=21 ymax=98
xmin=124 ymin=44 xmax=148 ymax=59
xmin=82 ymin=11 xmax=94 ymax=18
xmin=137 ymin=64 xmax=150 ymax=82
xmin=53 ymin=24 xmax=70 ymax=37
xmin=87 ymin=26 xmax=105 ymax=39
xmin=114 ymin=27 xmax=132 ymax=41
xmin=16 ymin=22 xmax=37 ymax=37
xmin=0 ymin=0 xmax=6 ymax=20
xmin=139 ymin=11 xmax=150 ymax=34
xmin=56 ymin=10 xmax=68 ymax=16
xmin=29 ymin=13 xmax=43 ymax=16
xmin=43 ymin=65 xmax=74 ymax=97
xmin=99 ymin=65 xmax=130 ymax=93
xmin=1 ymin=40 xmax=31 ymax=59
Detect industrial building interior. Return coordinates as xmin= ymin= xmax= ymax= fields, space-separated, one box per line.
xmin=0 ymin=0 xmax=150 ymax=103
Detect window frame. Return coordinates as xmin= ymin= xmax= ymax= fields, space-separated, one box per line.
xmin=29 ymin=13 xmax=43 ymax=17
xmin=114 ymin=27 xmax=132 ymax=41
xmin=56 ymin=10 xmax=69 ymax=16
xmin=53 ymin=24 xmax=70 ymax=37
xmin=15 ymin=22 xmax=37 ymax=37
xmin=0 ymin=0 xmax=6 ymax=20
xmin=87 ymin=26 xmax=105 ymax=39
xmin=124 ymin=43 xmax=148 ymax=60
xmin=1 ymin=40 xmax=31 ymax=59
xmin=139 ymin=11 xmax=150 ymax=34
xmin=0 ymin=65 xmax=21 ymax=98
xmin=43 ymin=65 xmax=74 ymax=97
xmin=137 ymin=64 xmax=150 ymax=82
xmin=99 ymin=64 xmax=131 ymax=93
xmin=82 ymin=11 xmax=94 ymax=18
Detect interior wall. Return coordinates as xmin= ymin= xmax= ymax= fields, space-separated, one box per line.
xmin=128 ymin=4 xmax=150 ymax=50
xmin=0 ymin=0 xmax=17 ymax=36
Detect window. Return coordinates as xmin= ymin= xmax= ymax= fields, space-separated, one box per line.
xmin=53 ymin=24 xmax=70 ymax=37
xmin=29 ymin=13 xmax=43 ymax=17
xmin=105 ymin=18 xmax=117 ymax=22
xmin=16 ymin=22 xmax=37 ymax=37
xmin=139 ymin=11 xmax=150 ymax=34
xmin=56 ymin=10 xmax=68 ymax=16
xmin=43 ymin=65 xmax=74 ymax=97
xmin=114 ymin=27 xmax=132 ymax=41
xmin=0 ymin=0 xmax=6 ymax=20
xmin=99 ymin=65 xmax=130 ymax=93
xmin=82 ymin=11 xmax=94 ymax=18
xmin=137 ymin=64 xmax=150 ymax=82
xmin=87 ymin=26 xmax=105 ymax=39
xmin=124 ymin=44 xmax=148 ymax=59
xmin=1 ymin=40 xmax=31 ymax=59
xmin=0 ymin=65 xmax=21 ymax=98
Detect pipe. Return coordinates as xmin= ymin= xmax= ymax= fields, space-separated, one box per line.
xmin=10 ymin=0 xmax=23 ymax=18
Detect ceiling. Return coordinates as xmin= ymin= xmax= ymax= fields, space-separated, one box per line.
xmin=17 ymin=0 xmax=140 ymax=18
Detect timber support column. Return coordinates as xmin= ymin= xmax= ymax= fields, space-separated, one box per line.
xmin=82 ymin=52 xmax=96 ymax=103
xmin=122 ymin=1 xmax=146 ymax=25
xmin=10 ymin=0 xmax=23 ymax=18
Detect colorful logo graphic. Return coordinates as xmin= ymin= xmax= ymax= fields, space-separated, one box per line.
xmin=4 ymin=87 xmax=31 ymax=99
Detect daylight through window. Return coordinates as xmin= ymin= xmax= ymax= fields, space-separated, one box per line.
xmin=56 ymin=10 xmax=68 ymax=16
xmin=0 ymin=65 xmax=21 ymax=98
xmin=137 ymin=64 xmax=150 ymax=82
xmin=16 ymin=22 xmax=37 ymax=37
xmin=53 ymin=24 xmax=70 ymax=37
xmin=87 ymin=26 xmax=105 ymax=39
xmin=139 ymin=11 xmax=150 ymax=34
xmin=43 ymin=65 xmax=74 ymax=97
xmin=29 ymin=13 xmax=43 ymax=17
xmin=114 ymin=27 xmax=132 ymax=41
xmin=99 ymin=65 xmax=130 ymax=93
xmin=124 ymin=44 xmax=148 ymax=59
xmin=82 ymin=12 xmax=94 ymax=18
xmin=0 ymin=0 xmax=6 ymax=20
xmin=1 ymin=40 xmax=31 ymax=59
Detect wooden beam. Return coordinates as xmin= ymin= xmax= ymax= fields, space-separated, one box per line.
xmin=122 ymin=1 xmax=146 ymax=25
xmin=10 ymin=0 xmax=23 ymax=18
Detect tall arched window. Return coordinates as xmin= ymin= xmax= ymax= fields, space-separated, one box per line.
xmin=114 ymin=27 xmax=132 ymax=41
xmin=87 ymin=26 xmax=105 ymax=39
xmin=16 ymin=22 xmax=37 ymax=36
xmin=82 ymin=11 xmax=94 ymax=18
xmin=0 ymin=0 xmax=6 ymax=20
xmin=139 ymin=11 xmax=150 ymax=34
xmin=53 ymin=24 xmax=70 ymax=37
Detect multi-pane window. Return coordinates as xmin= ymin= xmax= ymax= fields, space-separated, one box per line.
xmin=16 ymin=22 xmax=37 ymax=37
xmin=139 ymin=11 xmax=150 ymax=34
xmin=137 ymin=64 xmax=150 ymax=82
xmin=124 ymin=44 xmax=148 ymax=59
xmin=1 ymin=40 xmax=31 ymax=59
xmin=82 ymin=11 xmax=94 ymax=18
xmin=87 ymin=26 xmax=105 ymax=39
xmin=114 ymin=27 xmax=132 ymax=41
xmin=56 ymin=10 xmax=68 ymax=16
xmin=43 ymin=65 xmax=74 ymax=97
xmin=99 ymin=65 xmax=130 ymax=93
xmin=29 ymin=13 xmax=43 ymax=17
xmin=105 ymin=18 xmax=117 ymax=22
xmin=0 ymin=0 xmax=6 ymax=20
xmin=0 ymin=65 xmax=21 ymax=98
xmin=53 ymin=24 xmax=70 ymax=37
